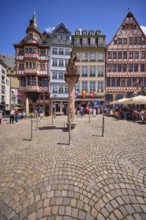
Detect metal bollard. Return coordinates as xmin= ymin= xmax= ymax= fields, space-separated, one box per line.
xmin=36 ymin=115 xmax=38 ymax=130
xmin=89 ymin=111 xmax=90 ymax=123
xmin=102 ymin=115 xmax=105 ymax=137
xmin=31 ymin=119 xmax=33 ymax=140
xmin=52 ymin=113 xmax=54 ymax=125
xmin=68 ymin=120 xmax=71 ymax=145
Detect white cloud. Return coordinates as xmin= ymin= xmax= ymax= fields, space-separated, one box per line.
xmin=140 ymin=26 xmax=146 ymax=35
xmin=45 ymin=27 xmax=55 ymax=33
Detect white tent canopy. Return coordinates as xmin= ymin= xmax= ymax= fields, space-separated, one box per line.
xmin=109 ymin=98 xmax=129 ymax=105
xmin=122 ymin=95 xmax=146 ymax=105
xmin=110 ymin=95 xmax=146 ymax=105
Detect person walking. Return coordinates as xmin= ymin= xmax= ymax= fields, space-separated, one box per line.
xmin=15 ymin=109 xmax=19 ymax=124
xmin=10 ymin=108 xmax=15 ymax=124
xmin=0 ymin=110 xmax=3 ymax=124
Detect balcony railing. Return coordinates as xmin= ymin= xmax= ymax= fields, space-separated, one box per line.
xmin=19 ymin=86 xmax=49 ymax=93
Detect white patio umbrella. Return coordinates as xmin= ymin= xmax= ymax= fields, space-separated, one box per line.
xmin=109 ymin=98 xmax=129 ymax=105
xmin=123 ymin=95 xmax=146 ymax=105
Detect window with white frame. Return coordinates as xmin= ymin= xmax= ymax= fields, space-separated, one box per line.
xmin=75 ymin=38 xmax=80 ymax=46
xmin=62 ymin=36 xmax=66 ymax=43
xmin=97 ymin=66 xmax=104 ymax=76
xmin=90 ymin=66 xmax=96 ymax=77
xmin=52 ymin=48 xmax=57 ymax=55
xmin=65 ymin=59 xmax=68 ymax=67
xmin=98 ymin=81 xmax=104 ymax=92
xmin=65 ymin=48 xmax=70 ymax=55
xmin=59 ymin=48 xmax=64 ymax=55
xmin=57 ymin=36 xmax=61 ymax=43
xmin=97 ymin=53 xmax=104 ymax=61
xmin=82 ymin=81 xmax=87 ymax=91
xmin=82 ymin=38 xmax=88 ymax=45
xmin=98 ymin=38 xmax=104 ymax=46
xmin=77 ymin=66 xmax=80 ymax=75
xmin=90 ymin=81 xmax=95 ymax=91
xmin=75 ymin=82 xmax=80 ymax=92
xmin=52 ymin=59 xmax=57 ymax=66
xmin=59 ymin=85 xmax=63 ymax=93
xmin=82 ymin=66 xmax=88 ymax=76
xmin=76 ymin=52 xmax=80 ymax=61
xmin=65 ymin=84 xmax=68 ymax=93
xmin=52 ymin=72 xmax=57 ymax=79
xmin=90 ymin=38 xmax=95 ymax=46
xmin=90 ymin=52 xmax=95 ymax=61
xmin=59 ymin=72 xmax=64 ymax=79
xmin=52 ymin=84 xmax=57 ymax=93
xmin=82 ymin=52 xmax=88 ymax=61
xmin=59 ymin=60 xmax=64 ymax=67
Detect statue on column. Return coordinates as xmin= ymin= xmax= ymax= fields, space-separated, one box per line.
xmin=66 ymin=51 xmax=77 ymax=75
xmin=65 ymin=51 xmax=80 ymax=129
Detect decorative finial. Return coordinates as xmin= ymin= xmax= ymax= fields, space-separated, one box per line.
xmin=128 ymin=8 xmax=130 ymax=12
xmin=33 ymin=9 xmax=35 ymax=15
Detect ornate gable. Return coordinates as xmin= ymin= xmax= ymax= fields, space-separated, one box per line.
xmin=108 ymin=11 xmax=146 ymax=48
xmin=52 ymin=23 xmax=71 ymax=35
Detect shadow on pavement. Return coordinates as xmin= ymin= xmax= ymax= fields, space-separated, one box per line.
xmin=92 ymin=134 xmax=103 ymax=137
xmin=57 ymin=142 xmax=70 ymax=145
xmin=39 ymin=126 xmax=68 ymax=132
xmin=22 ymin=138 xmax=32 ymax=141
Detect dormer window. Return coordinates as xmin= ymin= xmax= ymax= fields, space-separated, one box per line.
xmin=29 ymin=33 xmax=33 ymax=39
xmin=82 ymin=31 xmax=87 ymax=35
xmin=34 ymin=34 xmax=39 ymax=41
xmin=57 ymin=36 xmax=61 ymax=43
xmin=89 ymin=30 xmax=94 ymax=35
xmin=75 ymin=30 xmax=80 ymax=35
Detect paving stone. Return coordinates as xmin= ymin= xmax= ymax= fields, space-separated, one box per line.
xmin=0 ymin=116 xmax=146 ymax=220
xmin=71 ymin=208 xmax=78 ymax=218
xmin=78 ymin=210 xmax=86 ymax=220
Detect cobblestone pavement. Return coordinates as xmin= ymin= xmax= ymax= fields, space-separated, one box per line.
xmin=0 ymin=115 xmax=146 ymax=220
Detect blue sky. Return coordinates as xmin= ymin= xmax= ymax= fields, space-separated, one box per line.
xmin=1 ymin=0 xmax=146 ymax=56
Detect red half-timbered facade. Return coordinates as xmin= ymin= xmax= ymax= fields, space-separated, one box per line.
xmin=14 ymin=13 xmax=50 ymax=115
xmin=105 ymin=11 xmax=146 ymax=103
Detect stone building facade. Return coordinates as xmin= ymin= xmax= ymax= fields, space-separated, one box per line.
xmin=72 ymin=29 xmax=106 ymax=109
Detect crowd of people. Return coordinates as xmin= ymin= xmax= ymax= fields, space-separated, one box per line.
xmin=76 ymin=106 xmax=102 ymax=117
xmin=0 ymin=108 xmax=26 ymax=125
xmin=105 ymin=105 xmax=146 ymax=122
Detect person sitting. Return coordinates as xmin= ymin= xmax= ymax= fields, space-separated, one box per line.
xmin=139 ymin=109 xmax=144 ymax=122
xmin=131 ymin=109 xmax=138 ymax=120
